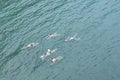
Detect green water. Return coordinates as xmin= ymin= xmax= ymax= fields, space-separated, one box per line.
xmin=0 ymin=0 xmax=120 ymax=80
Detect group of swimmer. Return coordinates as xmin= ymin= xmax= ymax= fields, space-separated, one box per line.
xmin=40 ymin=48 xmax=62 ymax=64
xmin=21 ymin=32 xmax=80 ymax=64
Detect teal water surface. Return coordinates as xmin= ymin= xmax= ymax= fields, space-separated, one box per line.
xmin=0 ymin=0 xmax=120 ymax=80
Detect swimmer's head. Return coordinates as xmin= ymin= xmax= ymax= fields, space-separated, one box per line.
xmin=29 ymin=43 xmax=35 ymax=46
xmin=48 ymin=34 xmax=52 ymax=36
xmin=30 ymin=44 xmax=33 ymax=46
xmin=48 ymin=49 xmax=50 ymax=51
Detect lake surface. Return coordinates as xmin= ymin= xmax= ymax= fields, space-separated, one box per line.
xmin=0 ymin=0 xmax=120 ymax=80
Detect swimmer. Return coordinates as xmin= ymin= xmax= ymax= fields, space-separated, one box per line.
xmin=21 ymin=42 xmax=39 ymax=50
xmin=40 ymin=48 xmax=57 ymax=60
xmin=47 ymin=32 xmax=60 ymax=39
xmin=65 ymin=33 xmax=80 ymax=41
xmin=50 ymin=56 xmax=63 ymax=64
xmin=44 ymin=49 xmax=52 ymax=57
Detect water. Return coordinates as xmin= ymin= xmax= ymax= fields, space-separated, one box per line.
xmin=0 ymin=0 xmax=120 ymax=80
